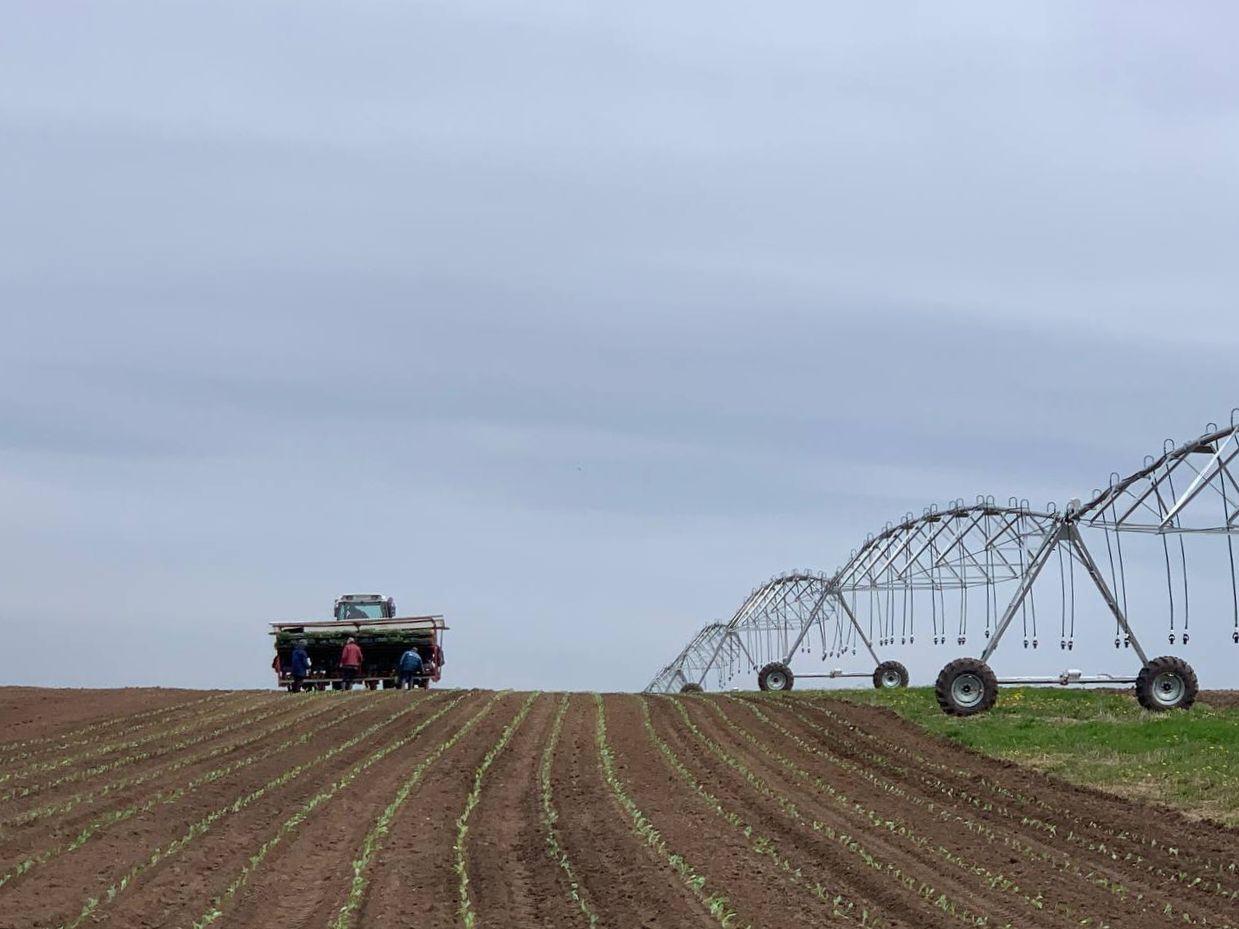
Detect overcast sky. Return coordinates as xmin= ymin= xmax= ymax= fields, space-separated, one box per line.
xmin=2 ymin=2 xmax=1237 ymax=692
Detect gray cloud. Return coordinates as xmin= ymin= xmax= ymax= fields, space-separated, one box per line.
xmin=2 ymin=1 xmax=1237 ymax=691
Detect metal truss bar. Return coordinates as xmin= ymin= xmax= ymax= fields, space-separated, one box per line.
xmin=831 ymin=591 xmax=881 ymax=665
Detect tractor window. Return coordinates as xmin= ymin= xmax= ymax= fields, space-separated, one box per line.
xmin=336 ymin=602 xmax=387 ymax=620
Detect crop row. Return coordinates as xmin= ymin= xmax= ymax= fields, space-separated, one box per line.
xmin=186 ymin=692 xmax=472 ymax=929
xmin=0 ymin=694 xmax=348 ymax=831
xmin=332 ymin=692 xmax=508 ymax=929
xmin=0 ymin=693 xmax=230 ymax=766
xmin=55 ymin=693 xmax=441 ymax=929
xmin=798 ymin=694 xmax=1239 ymax=884
xmin=0 ymin=694 xmax=387 ymax=890
xmin=668 ymin=698 xmax=1000 ymax=929
xmin=708 ymin=697 xmax=1108 ymax=926
xmin=1 ymin=693 xmax=271 ymax=786
xmin=1 ymin=695 xmax=308 ymax=803
xmin=638 ymin=697 xmax=874 ymax=926
xmin=455 ymin=692 xmax=539 ymax=928
xmin=538 ymin=694 xmax=598 ymax=926
xmin=773 ymin=696 xmax=1239 ymax=908
xmin=592 ymin=694 xmax=745 ymax=929
xmin=725 ymin=699 xmax=1134 ymax=915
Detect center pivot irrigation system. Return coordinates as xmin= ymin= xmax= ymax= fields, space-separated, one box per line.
xmin=646 ymin=413 xmax=1239 ymax=715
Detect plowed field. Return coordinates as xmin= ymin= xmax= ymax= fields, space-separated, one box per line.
xmin=2 ymin=688 xmax=1237 ymax=929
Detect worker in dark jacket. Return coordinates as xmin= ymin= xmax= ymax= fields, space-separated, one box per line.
xmin=397 ymin=648 xmax=423 ymax=690
xmin=291 ymin=640 xmax=311 ymax=692
xmin=339 ymin=637 xmax=363 ymax=690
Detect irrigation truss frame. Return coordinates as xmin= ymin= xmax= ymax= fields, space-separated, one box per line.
xmin=645 ymin=413 xmax=1239 ymax=713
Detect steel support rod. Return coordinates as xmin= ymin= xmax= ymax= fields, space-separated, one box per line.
xmin=980 ymin=524 xmax=1063 ymax=663
xmin=1066 ymin=524 xmax=1150 ymax=665
xmin=831 ymin=591 xmax=881 ymax=665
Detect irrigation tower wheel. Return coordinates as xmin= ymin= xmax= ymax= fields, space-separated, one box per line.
xmin=872 ymin=660 xmax=909 ymax=689
xmin=935 ymin=658 xmax=998 ymax=716
xmin=680 ymin=682 xmax=704 ymax=694
xmin=757 ymin=661 xmax=795 ymax=692
xmin=1135 ymin=656 xmax=1198 ymax=711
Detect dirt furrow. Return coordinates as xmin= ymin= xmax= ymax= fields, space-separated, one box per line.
xmin=777 ymin=695 xmax=1239 ymax=915
xmin=0 ymin=692 xmax=346 ymax=835
xmin=646 ymin=695 xmax=1018 ymax=929
xmin=336 ymin=693 xmax=531 ymax=929
xmin=538 ymin=695 xmax=718 ymax=929
xmin=0 ymin=693 xmax=384 ymax=889
xmin=698 ymin=695 xmax=1218 ymax=928
xmin=148 ymin=691 xmax=486 ymax=929
xmin=0 ymin=692 xmax=442 ymax=929
xmin=460 ymin=693 xmax=589 ymax=928
xmin=800 ymin=695 xmax=1239 ymax=884
xmin=0 ymin=692 xmax=233 ymax=767
xmin=0 ymin=690 xmax=228 ymax=755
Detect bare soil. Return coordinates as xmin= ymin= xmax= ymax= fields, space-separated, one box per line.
xmin=0 ymin=686 xmax=1235 ymax=929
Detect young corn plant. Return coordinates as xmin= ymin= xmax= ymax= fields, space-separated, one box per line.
xmin=331 ymin=692 xmax=510 ymax=929
xmin=0 ymin=694 xmax=269 ymax=785
xmin=2 ymin=696 xmax=281 ymax=801
xmin=638 ymin=697 xmax=873 ymax=926
xmin=455 ymin=692 xmax=539 ymax=928
xmin=186 ymin=692 xmax=470 ymax=929
xmin=0 ymin=694 xmax=403 ymax=890
xmin=772 ymin=696 xmax=1239 ymax=910
xmin=669 ymin=698 xmax=997 ymax=929
xmin=593 ymin=694 xmax=747 ymax=929
xmin=0 ymin=692 xmax=229 ymax=767
xmin=708 ymin=697 xmax=1082 ymax=925
xmin=55 ymin=693 xmax=438 ymax=929
xmin=1 ymin=694 xmax=350 ymax=831
xmin=538 ymin=694 xmax=598 ymax=926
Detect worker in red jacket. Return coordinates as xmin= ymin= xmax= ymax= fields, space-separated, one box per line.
xmin=339 ymin=637 xmax=363 ymax=690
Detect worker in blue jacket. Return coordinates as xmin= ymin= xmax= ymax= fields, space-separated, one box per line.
xmin=291 ymin=640 xmax=311 ymax=692
xmin=397 ymin=648 xmax=423 ymax=690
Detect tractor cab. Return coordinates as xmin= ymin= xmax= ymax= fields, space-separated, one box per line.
xmin=333 ymin=594 xmax=396 ymax=622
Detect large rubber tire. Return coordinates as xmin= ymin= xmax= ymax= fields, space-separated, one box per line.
xmin=935 ymin=658 xmax=998 ymax=716
xmin=873 ymin=660 xmax=909 ymax=689
xmin=757 ymin=662 xmax=795 ymax=692
xmin=1135 ymin=656 xmax=1197 ymax=711
xmin=680 ymin=682 xmax=704 ymax=694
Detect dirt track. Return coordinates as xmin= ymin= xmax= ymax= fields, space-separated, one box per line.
xmin=1 ymin=688 xmax=1236 ymax=929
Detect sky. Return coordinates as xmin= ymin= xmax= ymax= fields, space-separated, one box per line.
xmin=2 ymin=2 xmax=1237 ymax=692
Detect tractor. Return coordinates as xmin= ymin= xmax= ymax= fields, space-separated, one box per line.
xmin=270 ymin=594 xmax=447 ymax=691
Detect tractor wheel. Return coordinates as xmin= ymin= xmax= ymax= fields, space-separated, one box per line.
xmin=935 ymin=658 xmax=998 ymax=716
xmin=680 ymin=683 xmax=703 ymax=694
xmin=1135 ymin=656 xmax=1197 ymax=711
xmin=873 ymin=660 xmax=909 ymax=689
xmin=757 ymin=662 xmax=795 ymax=692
